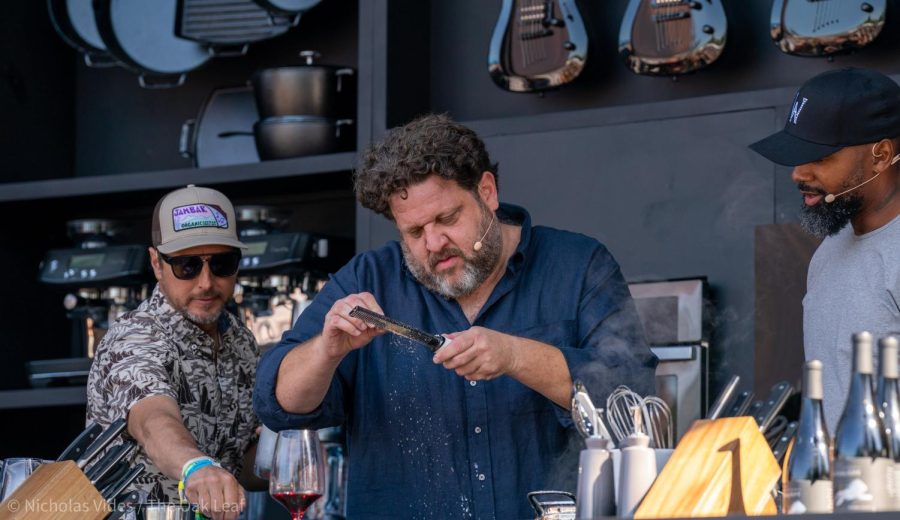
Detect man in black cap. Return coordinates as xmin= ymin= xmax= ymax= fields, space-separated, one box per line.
xmin=750 ymin=67 xmax=900 ymax=429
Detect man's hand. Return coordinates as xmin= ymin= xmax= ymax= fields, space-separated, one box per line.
xmin=432 ymin=327 xmax=573 ymax=407
xmin=432 ymin=327 xmax=519 ymax=381
xmin=319 ymin=292 xmax=385 ymax=358
xmin=184 ymin=465 xmax=246 ymax=520
xmin=275 ymin=292 xmax=386 ymax=414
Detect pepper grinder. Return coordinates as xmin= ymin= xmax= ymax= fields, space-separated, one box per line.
xmin=617 ymin=406 xmax=657 ymax=518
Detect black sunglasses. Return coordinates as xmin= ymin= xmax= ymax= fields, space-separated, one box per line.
xmin=156 ymin=249 xmax=242 ymax=280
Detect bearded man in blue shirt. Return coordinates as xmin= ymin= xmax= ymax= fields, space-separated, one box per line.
xmin=254 ymin=113 xmax=658 ymax=519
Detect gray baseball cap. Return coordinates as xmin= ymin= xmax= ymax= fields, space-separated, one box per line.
xmin=151 ymin=185 xmax=247 ymax=254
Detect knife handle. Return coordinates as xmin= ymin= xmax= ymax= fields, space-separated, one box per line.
xmin=57 ymin=422 xmax=103 ymax=462
xmin=77 ymin=417 xmax=127 ymax=469
xmin=771 ymin=421 xmax=798 ymax=464
xmin=758 ymin=381 xmax=793 ymax=433
xmin=87 ymin=441 xmax=136 ymax=483
xmin=101 ymin=463 xmax=145 ymax=501
xmin=719 ymin=390 xmax=753 ymax=418
xmin=434 ymin=337 xmax=452 ymax=353
xmin=93 ymin=459 xmax=129 ymax=493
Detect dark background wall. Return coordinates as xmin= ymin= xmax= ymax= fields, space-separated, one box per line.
xmin=366 ymin=0 xmax=900 ymax=398
xmin=1 ymin=0 xmax=899 ymax=459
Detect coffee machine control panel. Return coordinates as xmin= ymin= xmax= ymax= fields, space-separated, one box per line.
xmin=40 ymin=245 xmax=148 ymax=284
xmin=240 ymin=232 xmax=352 ymax=273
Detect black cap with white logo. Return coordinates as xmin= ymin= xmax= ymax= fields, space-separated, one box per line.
xmin=750 ymin=67 xmax=900 ymax=166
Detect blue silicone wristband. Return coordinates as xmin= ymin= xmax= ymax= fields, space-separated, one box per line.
xmin=183 ymin=459 xmax=215 ymax=483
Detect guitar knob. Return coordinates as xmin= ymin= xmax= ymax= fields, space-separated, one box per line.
xmin=861 ymin=2 xmax=873 ymax=12
xmin=563 ymin=41 xmax=576 ymax=51
xmin=690 ymin=1 xmax=702 ymax=9
xmin=702 ymin=25 xmax=714 ymax=34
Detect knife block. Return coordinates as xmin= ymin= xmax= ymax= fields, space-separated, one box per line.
xmin=634 ymin=417 xmax=780 ymax=518
xmin=0 ymin=461 xmax=109 ymax=520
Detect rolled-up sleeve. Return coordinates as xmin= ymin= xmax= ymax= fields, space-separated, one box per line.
xmin=556 ymin=245 xmax=658 ymax=423
xmin=254 ymin=261 xmax=360 ymax=431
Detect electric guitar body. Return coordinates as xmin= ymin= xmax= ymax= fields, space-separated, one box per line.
xmin=619 ymin=0 xmax=727 ymax=76
xmin=770 ymin=0 xmax=886 ymax=57
xmin=488 ymin=0 xmax=588 ymax=92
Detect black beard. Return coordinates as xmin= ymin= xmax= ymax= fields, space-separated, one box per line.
xmin=797 ymin=184 xmax=862 ymax=237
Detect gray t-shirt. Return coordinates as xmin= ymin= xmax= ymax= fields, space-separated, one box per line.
xmin=804 ymin=214 xmax=900 ymax=431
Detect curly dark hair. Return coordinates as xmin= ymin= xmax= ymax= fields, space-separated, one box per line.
xmin=353 ymin=113 xmax=499 ymax=219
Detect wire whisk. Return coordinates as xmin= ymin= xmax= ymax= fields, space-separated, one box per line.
xmin=606 ymin=385 xmax=643 ymax=445
xmin=642 ymin=395 xmax=674 ymax=449
xmin=605 ymin=385 xmax=674 ymax=449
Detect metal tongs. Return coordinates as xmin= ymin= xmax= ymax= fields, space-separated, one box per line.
xmin=570 ymin=380 xmax=612 ymax=444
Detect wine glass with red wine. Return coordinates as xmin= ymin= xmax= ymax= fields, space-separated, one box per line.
xmin=270 ymin=429 xmax=325 ymax=520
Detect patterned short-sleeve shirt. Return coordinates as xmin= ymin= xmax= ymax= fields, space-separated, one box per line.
xmin=86 ymin=285 xmax=260 ymax=501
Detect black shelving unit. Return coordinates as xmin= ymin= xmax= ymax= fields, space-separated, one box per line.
xmin=0 ymin=0 xmax=370 ymax=459
xmin=0 ymin=388 xmax=87 ymax=410
xmin=0 ymin=152 xmax=357 ymax=203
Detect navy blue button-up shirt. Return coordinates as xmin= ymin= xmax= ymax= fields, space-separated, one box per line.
xmin=254 ymin=204 xmax=657 ymax=520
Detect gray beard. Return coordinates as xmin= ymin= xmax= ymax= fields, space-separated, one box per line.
xmin=180 ymin=308 xmax=221 ymax=326
xmin=402 ymin=208 xmax=503 ymax=299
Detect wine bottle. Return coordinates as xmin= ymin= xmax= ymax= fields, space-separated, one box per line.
xmin=783 ymin=360 xmax=833 ymax=514
xmin=834 ymin=332 xmax=892 ymax=512
xmin=877 ymin=335 xmax=900 ymax=510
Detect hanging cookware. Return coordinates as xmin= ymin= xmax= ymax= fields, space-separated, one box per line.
xmin=47 ymin=0 xmax=117 ymax=67
xmin=251 ymin=50 xmax=356 ymax=119
xmin=180 ymin=86 xmax=260 ymax=167
xmin=254 ymin=0 xmax=320 ymax=15
xmin=93 ymin=0 xmax=212 ymax=87
xmin=177 ymin=0 xmax=299 ymax=49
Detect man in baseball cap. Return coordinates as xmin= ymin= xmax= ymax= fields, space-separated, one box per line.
xmin=87 ymin=185 xmax=261 ymax=519
xmin=750 ymin=68 xmax=900 ymax=431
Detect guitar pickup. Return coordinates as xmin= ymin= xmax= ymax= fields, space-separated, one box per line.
xmin=520 ymin=29 xmax=554 ymax=40
xmin=653 ymin=11 xmax=691 ymax=23
xmin=651 ymin=0 xmax=690 ymax=6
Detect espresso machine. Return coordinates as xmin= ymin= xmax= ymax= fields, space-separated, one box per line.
xmin=31 ymin=219 xmax=149 ymax=387
xmin=233 ymin=206 xmax=353 ymax=352
xmin=235 ymin=207 xmax=352 ymax=519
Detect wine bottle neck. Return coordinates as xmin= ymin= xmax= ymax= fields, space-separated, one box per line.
xmin=880 ymin=337 xmax=899 ymax=379
xmin=804 ymin=361 xmax=824 ymax=400
xmin=852 ymin=332 xmax=874 ymax=374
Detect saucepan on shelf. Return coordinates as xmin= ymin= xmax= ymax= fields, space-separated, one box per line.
xmin=251 ymin=50 xmax=356 ymax=119
xmin=220 ymin=116 xmax=355 ymax=160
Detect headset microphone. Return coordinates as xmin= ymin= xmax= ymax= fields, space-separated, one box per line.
xmin=824 ymin=152 xmax=900 ymax=203
xmin=473 ymin=213 xmax=495 ymax=252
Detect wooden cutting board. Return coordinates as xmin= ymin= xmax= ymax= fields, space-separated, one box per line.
xmin=0 ymin=461 xmax=109 ymax=520
xmin=635 ymin=416 xmax=780 ymax=518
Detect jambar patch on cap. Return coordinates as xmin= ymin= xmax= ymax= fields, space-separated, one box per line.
xmin=172 ymin=204 xmax=229 ymax=232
